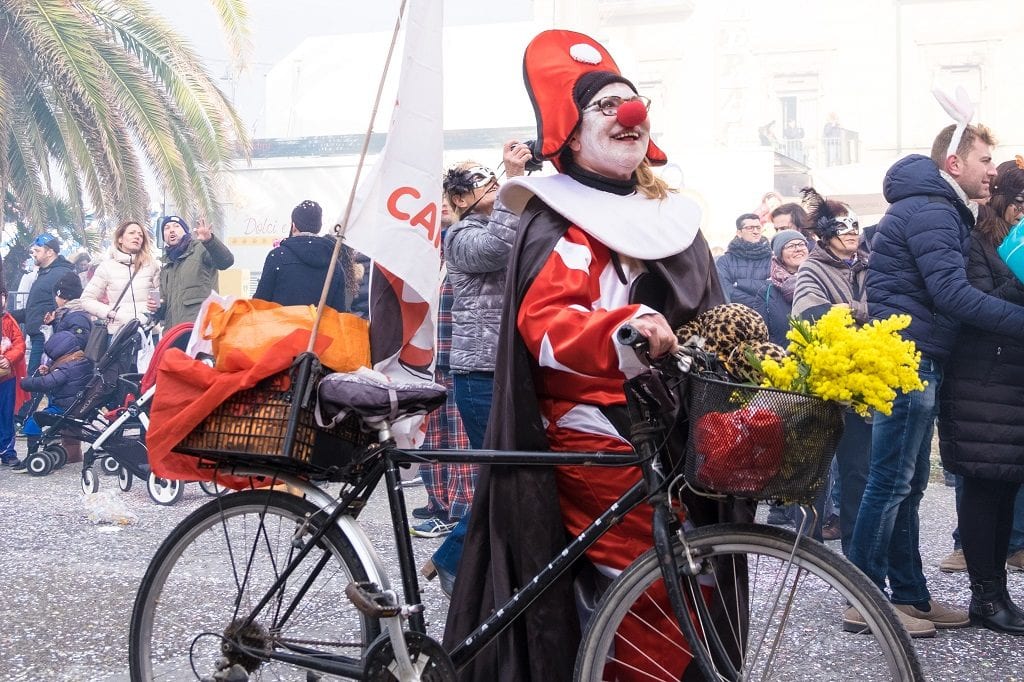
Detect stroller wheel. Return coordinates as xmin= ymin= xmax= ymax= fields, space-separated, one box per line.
xmin=117 ymin=467 xmax=134 ymax=493
xmin=198 ymin=480 xmax=228 ymax=497
xmin=27 ymin=452 xmax=54 ymax=477
xmin=81 ymin=468 xmax=100 ymax=494
xmin=44 ymin=445 xmax=68 ymax=470
xmin=147 ymin=473 xmax=184 ymax=506
xmin=101 ymin=456 xmax=120 ymax=475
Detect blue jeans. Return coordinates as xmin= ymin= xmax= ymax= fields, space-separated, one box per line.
xmin=1010 ymin=486 xmax=1024 ymax=555
xmin=952 ymin=474 xmax=963 ymax=550
xmin=834 ymin=412 xmax=872 ymax=556
xmin=27 ymin=332 xmax=45 ymax=376
xmin=848 ymin=356 xmax=941 ymax=605
xmin=435 ymin=372 xmax=494 ymax=576
xmin=452 ymin=372 xmax=494 ymax=450
xmin=0 ymin=379 xmax=15 ymax=460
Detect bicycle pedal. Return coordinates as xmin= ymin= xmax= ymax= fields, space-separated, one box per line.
xmin=346 ymin=581 xmax=402 ymax=618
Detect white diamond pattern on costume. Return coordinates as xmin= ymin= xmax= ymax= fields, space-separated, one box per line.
xmin=555 ymin=403 xmax=631 ymax=446
xmin=552 ymin=236 xmax=592 ymax=272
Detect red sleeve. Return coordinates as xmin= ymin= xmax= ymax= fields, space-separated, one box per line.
xmin=516 ymin=228 xmax=653 ymax=380
xmin=3 ymin=314 xmax=25 ymax=365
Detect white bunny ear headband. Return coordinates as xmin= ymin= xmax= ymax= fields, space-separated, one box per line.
xmin=932 ymin=86 xmax=975 ymax=159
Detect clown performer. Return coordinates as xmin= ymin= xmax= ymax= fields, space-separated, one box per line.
xmin=444 ymin=31 xmax=753 ymax=681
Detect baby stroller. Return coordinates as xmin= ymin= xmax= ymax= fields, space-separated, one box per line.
xmin=24 ymin=319 xmax=144 ymax=476
xmin=80 ymin=322 xmax=220 ymax=505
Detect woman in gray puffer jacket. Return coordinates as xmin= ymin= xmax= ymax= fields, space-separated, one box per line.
xmin=421 ymin=144 xmax=532 ymax=591
xmin=443 ymin=144 xmax=531 ymax=448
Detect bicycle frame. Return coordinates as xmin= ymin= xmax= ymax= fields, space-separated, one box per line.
xmin=210 ymin=431 xmax=727 ymax=680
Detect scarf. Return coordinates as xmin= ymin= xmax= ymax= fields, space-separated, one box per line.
xmin=52 ymin=350 xmax=86 ymax=368
xmin=727 ymin=235 xmax=773 ymax=261
xmin=165 ymin=232 xmax=193 ymax=262
xmin=564 ymin=161 xmax=637 ymax=196
xmin=769 ymin=257 xmax=798 ymax=303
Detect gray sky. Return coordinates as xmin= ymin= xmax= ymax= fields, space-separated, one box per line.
xmin=155 ymin=0 xmax=531 ymax=137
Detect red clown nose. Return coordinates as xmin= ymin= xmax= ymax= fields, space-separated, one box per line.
xmin=616 ymin=99 xmax=648 ymax=128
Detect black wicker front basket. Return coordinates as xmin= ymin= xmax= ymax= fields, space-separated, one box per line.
xmin=175 ymin=354 xmax=373 ymax=481
xmin=683 ymin=375 xmax=845 ymax=503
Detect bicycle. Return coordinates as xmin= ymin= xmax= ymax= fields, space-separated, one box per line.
xmin=128 ymin=329 xmax=924 ymax=681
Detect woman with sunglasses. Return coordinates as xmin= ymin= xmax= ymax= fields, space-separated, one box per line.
xmin=791 ymin=189 xmax=872 ymax=560
xmin=937 ymin=159 xmax=1024 ymax=635
xmin=81 ymin=220 xmax=160 ymax=336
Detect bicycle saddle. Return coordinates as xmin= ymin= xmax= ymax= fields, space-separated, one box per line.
xmin=316 ymin=369 xmax=447 ymax=428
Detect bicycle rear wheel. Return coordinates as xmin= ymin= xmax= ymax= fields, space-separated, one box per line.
xmin=129 ymin=489 xmax=379 ymax=680
xmin=575 ymin=523 xmax=922 ymax=681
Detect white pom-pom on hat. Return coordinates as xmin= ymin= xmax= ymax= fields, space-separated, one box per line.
xmin=569 ymin=43 xmax=602 ymax=65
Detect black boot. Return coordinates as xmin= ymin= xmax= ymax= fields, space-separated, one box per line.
xmin=996 ymin=575 xmax=1024 ymax=620
xmin=11 ymin=436 xmax=39 ymax=473
xmin=970 ymin=579 xmax=1024 ymax=635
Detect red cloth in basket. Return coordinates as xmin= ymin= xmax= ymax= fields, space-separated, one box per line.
xmin=693 ymin=407 xmax=784 ymax=493
xmin=148 ymin=330 xmax=333 ymax=488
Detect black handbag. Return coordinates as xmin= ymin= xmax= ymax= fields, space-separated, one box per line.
xmin=83 ymin=318 xmax=110 ymax=362
xmin=84 ymin=262 xmax=139 ymax=362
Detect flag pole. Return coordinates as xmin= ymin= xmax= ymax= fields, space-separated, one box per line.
xmin=306 ymin=0 xmax=409 ymax=356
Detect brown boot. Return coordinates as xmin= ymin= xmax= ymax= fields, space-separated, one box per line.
xmin=61 ymin=436 xmax=83 ymax=464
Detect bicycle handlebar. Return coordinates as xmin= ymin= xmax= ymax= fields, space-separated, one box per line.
xmin=616 ymin=324 xmax=647 ymax=350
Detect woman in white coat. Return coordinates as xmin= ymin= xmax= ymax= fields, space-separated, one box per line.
xmin=81 ymin=220 xmax=161 ymax=335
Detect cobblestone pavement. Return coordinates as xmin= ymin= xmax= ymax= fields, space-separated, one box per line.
xmin=0 ymin=442 xmax=1022 ymax=681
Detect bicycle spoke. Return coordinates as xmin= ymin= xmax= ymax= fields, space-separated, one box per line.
xmin=576 ymin=525 xmax=922 ymax=682
xmin=130 ymin=491 xmax=376 ymax=681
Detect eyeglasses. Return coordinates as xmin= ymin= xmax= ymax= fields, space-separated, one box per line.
xmin=834 ymin=216 xmax=860 ymax=235
xmin=782 ymin=242 xmax=808 ymax=252
xmin=739 ymin=224 xmax=763 ymax=233
xmin=582 ymin=95 xmax=652 ymax=117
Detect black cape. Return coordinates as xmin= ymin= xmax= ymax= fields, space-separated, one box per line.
xmin=444 ymin=196 xmax=749 ymax=681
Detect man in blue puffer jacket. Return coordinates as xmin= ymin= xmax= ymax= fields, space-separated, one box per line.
xmin=846 ymin=122 xmax=1024 ymax=637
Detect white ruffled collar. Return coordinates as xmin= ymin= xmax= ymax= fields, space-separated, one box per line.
xmin=499 ymin=174 xmax=701 ymax=259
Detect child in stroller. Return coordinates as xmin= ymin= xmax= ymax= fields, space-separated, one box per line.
xmin=20 ymin=319 xmax=142 ymax=476
xmin=80 ymin=322 xmax=217 ymax=505
xmin=14 ymin=330 xmax=94 ymax=474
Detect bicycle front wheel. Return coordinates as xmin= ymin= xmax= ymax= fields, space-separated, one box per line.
xmin=129 ymin=489 xmax=379 ymax=680
xmin=576 ymin=523 xmax=922 ymax=681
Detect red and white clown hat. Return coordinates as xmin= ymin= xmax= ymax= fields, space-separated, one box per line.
xmin=523 ymin=29 xmax=667 ymax=169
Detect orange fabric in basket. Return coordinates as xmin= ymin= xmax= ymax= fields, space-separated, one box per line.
xmin=203 ymin=298 xmax=369 ymax=373
xmin=148 ymin=330 xmax=330 ymax=488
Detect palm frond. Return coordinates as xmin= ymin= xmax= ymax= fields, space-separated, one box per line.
xmin=0 ymin=0 xmax=249 ymax=235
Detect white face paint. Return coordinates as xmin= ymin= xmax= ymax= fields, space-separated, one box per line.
xmin=569 ymin=82 xmax=650 ymax=181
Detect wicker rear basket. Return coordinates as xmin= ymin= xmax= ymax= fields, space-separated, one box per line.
xmin=176 ymin=355 xmax=373 ymax=480
xmin=683 ymin=375 xmax=845 ymax=503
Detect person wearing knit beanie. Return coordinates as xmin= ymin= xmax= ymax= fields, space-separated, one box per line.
xmin=252 ymin=198 xmax=347 ymax=311
xmin=53 ymin=271 xmax=83 ymax=302
xmin=158 ymin=214 xmax=235 ymax=328
xmin=291 ymin=200 xmax=323 ymax=234
xmin=772 ymin=229 xmax=807 ymax=260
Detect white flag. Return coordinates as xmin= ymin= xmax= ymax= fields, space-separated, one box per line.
xmin=343 ymin=0 xmax=443 ymax=445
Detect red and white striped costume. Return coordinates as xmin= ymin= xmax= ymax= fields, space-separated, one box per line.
xmin=517 ymin=223 xmax=659 ymax=570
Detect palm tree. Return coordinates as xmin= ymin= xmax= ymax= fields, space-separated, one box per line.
xmin=0 ymin=0 xmax=251 ymax=239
